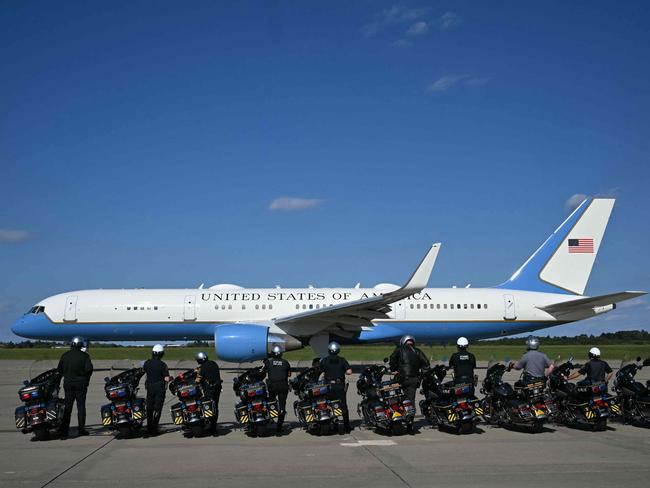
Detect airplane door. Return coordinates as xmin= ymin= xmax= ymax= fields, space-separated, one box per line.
xmin=184 ymin=295 xmax=196 ymax=321
xmin=503 ymin=294 xmax=516 ymax=320
xmin=64 ymin=295 xmax=78 ymax=322
xmin=389 ymin=301 xmax=406 ymax=320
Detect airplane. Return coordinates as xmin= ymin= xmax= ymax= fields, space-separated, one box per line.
xmin=11 ymin=197 xmax=646 ymax=361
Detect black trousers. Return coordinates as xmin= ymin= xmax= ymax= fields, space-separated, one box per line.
xmin=330 ymin=382 xmax=350 ymax=428
xmin=61 ymin=382 xmax=88 ymax=435
xmin=268 ymin=381 xmax=289 ymax=430
xmin=146 ymin=382 xmax=166 ymax=431
xmin=205 ymin=386 xmax=221 ymax=428
xmin=401 ymin=376 xmax=420 ymax=411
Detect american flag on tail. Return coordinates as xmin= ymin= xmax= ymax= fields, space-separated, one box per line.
xmin=568 ymin=238 xmax=594 ymax=253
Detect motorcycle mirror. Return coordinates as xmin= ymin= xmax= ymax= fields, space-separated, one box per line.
xmin=23 ymin=380 xmax=29 ymax=386
xmin=636 ymin=356 xmax=642 ymax=362
xmin=104 ymin=376 xmax=110 ymax=382
xmin=383 ymin=357 xmax=389 ymax=364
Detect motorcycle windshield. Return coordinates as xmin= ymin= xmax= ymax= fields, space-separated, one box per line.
xmin=28 ymin=360 xmax=58 ymax=384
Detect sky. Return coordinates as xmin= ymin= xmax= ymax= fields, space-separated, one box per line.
xmin=1 ymin=1 xmax=649 ymax=341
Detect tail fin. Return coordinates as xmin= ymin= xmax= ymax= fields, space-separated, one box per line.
xmin=497 ymin=197 xmax=615 ymax=295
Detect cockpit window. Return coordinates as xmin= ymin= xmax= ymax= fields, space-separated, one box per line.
xmin=27 ymin=306 xmax=45 ymax=314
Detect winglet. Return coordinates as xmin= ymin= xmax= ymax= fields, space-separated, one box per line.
xmin=401 ymin=243 xmax=440 ymax=292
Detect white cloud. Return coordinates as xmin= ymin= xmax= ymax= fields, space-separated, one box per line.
xmin=426 ymin=75 xmax=464 ymax=93
xmin=362 ymin=5 xmax=430 ymax=37
xmin=439 ymin=11 xmax=462 ymax=30
xmin=464 ymin=77 xmax=489 ymax=87
xmin=392 ymin=39 xmax=413 ymax=48
xmin=565 ymin=193 xmax=588 ymax=212
xmin=406 ymin=21 xmax=429 ymax=37
xmin=0 ymin=229 xmax=31 ymax=243
xmin=269 ymin=197 xmax=323 ymax=212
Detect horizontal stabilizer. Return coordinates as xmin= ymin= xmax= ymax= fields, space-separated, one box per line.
xmin=539 ymin=291 xmax=646 ymax=315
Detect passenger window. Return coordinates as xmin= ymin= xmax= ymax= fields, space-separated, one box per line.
xmin=410 ymin=304 xmax=414 ymax=309
xmin=309 ymin=304 xmax=313 ymax=309
xmin=127 ymin=307 xmax=131 ymax=310
xmin=416 ymin=304 xmax=420 ymax=309
xmin=470 ymin=304 xmax=474 ymax=309
xmin=477 ymin=304 xmax=481 ymax=309
xmin=242 ymin=305 xmax=246 ymax=310
xmin=255 ymin=304 xmax=259 ymax=310
xmin=457 ymin=304 xmax=461 ymax=309
xmin=444 ymin=304 xmax=447 ymax=309
xmin=154 ymin=306 xmax=158 ymax=310
xmin=463 ymin=304 xmax=467 ymax=309
xmin=423 ymin=304 xmax=428 ymax=309
xmin=269 ymin=304 xmax=273 ymax=310
xmin=436 ymin=304 xmax=440 ymax=309
xmin=261 ymin=304 xmax=266 ymax=310
xmin=140 ymin=306 xmax=144 ymax=310
xmin=228 ymin=304 xmax=232 ymax=310
xmin=484 ymin=304 xmax=488 ymax=309
xmin=296 ymin=304 xmax=300 ymax=310
xmin=316 ymin=304 xmax=320 ymax=309
xmin=302 ymin=304 xmax=307 ymax=310
xmin=450 ymin=304 xmax=454 ymax=309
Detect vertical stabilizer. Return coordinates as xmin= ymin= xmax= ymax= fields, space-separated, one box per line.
xmin=497 ymin=198 xmax=615 ymax=295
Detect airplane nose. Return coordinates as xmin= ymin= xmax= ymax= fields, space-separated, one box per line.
xmin=11 ymin=316 xmax=30 ymax=337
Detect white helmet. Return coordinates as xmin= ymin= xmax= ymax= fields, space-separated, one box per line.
xmin=328 ymin=342 xmax=340 ymax=354
xmin=589 ymin=347 xmax=601 ymax=358
xmin=271 ymin=345 xmax=283 ymax=357
xmin=152 ymin=344 xmax=165 ymax=356
xmin=526 ymin=336 xmax=540 ymax=350
xmin=71 ymin=336 xmax=84 ymax=349
xmin=400 ymin=335 xmax=415 ymax=346
xmin=196 ymin=351 xmax=208 ymax=363
xmin=457 ymin=337 xmax=469 ymax=349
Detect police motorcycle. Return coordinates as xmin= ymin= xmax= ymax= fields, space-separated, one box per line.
xmin=15 ymin=364 xmax=64 ymax=440
xmin=547 ymin=357 xmax=612 ymax=431
xmin=233 ymin=366 xmax=279 ymax=437
xmin=419 ymin=364 xmax=480 ymax=434
xmin=100 ymin=366 xmax=146 ymax=437
xmin=357 ymin=360 xmax=415 ymax=435
xmin=612 ymin=357 xmax=650 ymax=425
xmin=169 ymin=369 xmax=217 ymax=437
xmin=479 ymin=361 xmax=548 ymax=433
xmin=290 ymin=365 xmax=344 ymax=435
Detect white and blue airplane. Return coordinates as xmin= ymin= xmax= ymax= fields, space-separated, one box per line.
xmin=11 ymin=197 xmax=645 ymax=361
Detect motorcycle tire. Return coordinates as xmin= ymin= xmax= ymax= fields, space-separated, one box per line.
xmin=530 ymin=420 xmax=544 ymax=434
xmin=594 ymin=418 xmax=607 ymax=432
xmin=457 ymin=421 xmax=474 ymax=435
xmin=32 ymin=426 xmax=49 ymax=441
xmin=117 ymin=425 xmax=133 ymax=438
xmin=319 ymin=423 xmax=331 ymax=436
xmin=253 ymin=423 xmax=267 ymax=437
xmin=391 ymin=423 xmax=406 ymax=436
xmin=190 ymin=423 xmax=205 ymax=437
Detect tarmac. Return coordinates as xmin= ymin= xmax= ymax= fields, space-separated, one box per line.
xmin=0 ymin=359 xmax=648 ymax=488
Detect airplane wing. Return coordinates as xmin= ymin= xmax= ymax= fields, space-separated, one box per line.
xmin=539 ymin=291 xmax=646 ymax=316
xmin=274 ymin=244 xmax=441 ymax=337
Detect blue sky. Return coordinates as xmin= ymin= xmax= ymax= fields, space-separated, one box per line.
xmin=1 ymin=1 xmax=649 ymax=341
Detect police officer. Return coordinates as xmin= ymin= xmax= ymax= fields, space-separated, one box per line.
xmin=510 ymin=336 xmax=555 ymax=380
xmin=568 ymin=347 xmax=613 ymax=385
xmin=261 ymin=345 xmax=291 ymax=436
xmin=143 ymin=344 xmax=171 ymax=437
xmin=449 ymin=337 xmax=476 ymax=384
xmin=195 ymin=351 xmax=222 ymax=435
xmin=57 ymin=336 xmax=93 ymax=439
xmin=389 ymin=335 xmax=430 ymax=410
xmin=320 ymin=342 xmax=352 ymax=433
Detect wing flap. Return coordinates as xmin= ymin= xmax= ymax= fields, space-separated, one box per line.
xmin=539 ymin=291 xmax=646 ymax=315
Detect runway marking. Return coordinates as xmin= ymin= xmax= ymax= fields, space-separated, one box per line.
xmin=340 ymin=440 xmax=396 ymax=447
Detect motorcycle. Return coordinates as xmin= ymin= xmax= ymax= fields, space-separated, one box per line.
xmin=15 ymin=368 xmax=64 ymax=440
xmin=169 ymin=369 xmax=217 ymax=437
xmin=233 ymin=366 xmax=279 ymax=437
xmin=291 ymin=366 xmax=344 ymax=435
xmin=357 ymin=362 xmax=415 ymax=435
xmin=547 ymin=357 xmax=612 ymax=431
xmin=613 ymin=357 xmax=650 ymax=425
xmin=419 ymin=364 xmax=480 ymax=434
xmin=479 ymin=361 xmax=548 ymax=433
xmin=100 ymin=367 xmax=146 ymax=437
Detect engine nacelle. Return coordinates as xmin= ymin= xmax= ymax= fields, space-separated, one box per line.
xmin=213 ymin=324 xmax=303 ymax=362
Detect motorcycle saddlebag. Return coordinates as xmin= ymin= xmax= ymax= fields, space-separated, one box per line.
xmin=101 ymin=403 xmax=113 ymax=426
xmin=235 ymin=404 xmax=249 ymax=424
xmin=268 ymin=400 xmax=279 ymax=419
xmin=132 ymin=398 xmax=145 ymax=421
xmin=201 ymin=399 xmax=216 ymax=419
xmin=45 ymin=399 xmax=64 ymax=423
xmin=170 ymin=402 xmax=184 ymax=425
xmin=15 ymin=405 xmax=26 ymax=430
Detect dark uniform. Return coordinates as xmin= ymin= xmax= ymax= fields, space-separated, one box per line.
xmin=198 ymin=360 xmax=222 ymax=430
xmin=143 ymin=357 xmax=169 ymax=434
xmin=57 ymin=348 xmax=93 ymax=436
xmin=389 ymin=344 xmax=430 ymax=408
xmin=579 ymin=358 xmax=613 ymax=383
xmin=320 ymin=354 xmax=351 ymax=431
xmin=449 ymin=351 xmax=477 ymax=384
xmin=262 ymin=357 xmax=291 ymax=431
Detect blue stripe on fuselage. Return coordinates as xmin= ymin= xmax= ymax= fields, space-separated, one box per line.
xmin=11 ymin=313 xmax=563 ymax=343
